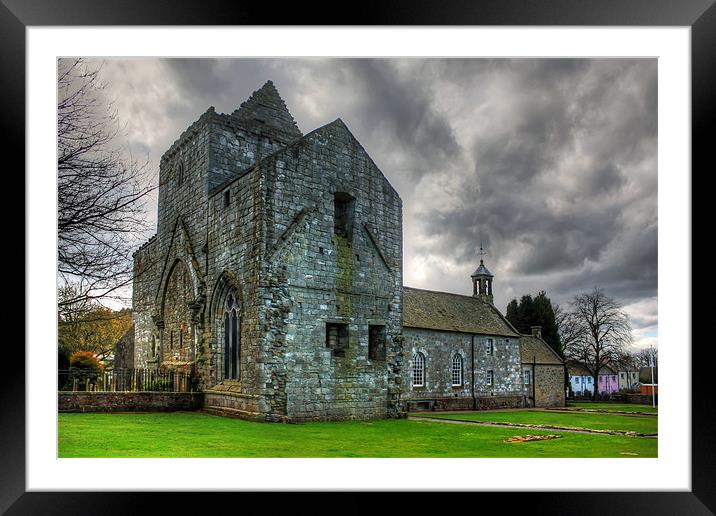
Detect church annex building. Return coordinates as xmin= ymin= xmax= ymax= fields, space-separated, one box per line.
xmin=124 ymin=81 xmax=565 ymax=422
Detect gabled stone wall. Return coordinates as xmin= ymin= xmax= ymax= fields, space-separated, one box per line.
xmin=255 ymin=119 xmax=404 ymax=421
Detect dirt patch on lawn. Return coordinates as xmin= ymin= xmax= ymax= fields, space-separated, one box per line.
xmin=504 ymin=434 xmax=562 ymax=443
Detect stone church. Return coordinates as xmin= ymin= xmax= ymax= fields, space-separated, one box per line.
xmin=128 ymin=81 xmax=564 ymax=422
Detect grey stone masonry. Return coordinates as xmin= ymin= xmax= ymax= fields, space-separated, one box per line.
xmin=133 ymin=81 xmax=403 ymax=422
xmin=402 ymin=327 xmax=526 ymax=410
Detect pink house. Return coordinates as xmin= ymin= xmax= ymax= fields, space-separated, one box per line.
xmin=598 ymin=364 xmax=619 ymax=395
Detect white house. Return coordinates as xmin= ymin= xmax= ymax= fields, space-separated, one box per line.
xmin=567 ymin=361 xmax=594 ymax=396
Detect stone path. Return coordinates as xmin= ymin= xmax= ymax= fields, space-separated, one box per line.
xmin=409 ymin=415 xmax=658 ymax=438
xmin=546 ymin=407 xmax=657 ymax=417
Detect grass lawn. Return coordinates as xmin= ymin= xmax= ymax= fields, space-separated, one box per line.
xmin=417 ymin=409 xmax=657 ymax=435
xmin=58 ymin=412 xmax=656 ymax=458
xmin=566 ymin=402 xmax=658 ymax=414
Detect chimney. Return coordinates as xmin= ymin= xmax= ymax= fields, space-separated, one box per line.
xmin=531 ymin=326 xmax=542 ymax=338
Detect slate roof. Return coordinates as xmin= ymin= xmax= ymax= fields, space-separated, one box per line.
xmin=471 ymin=260 xmax=494 ymax=278
xmin=520 ymin=335 xmax=564 ymax=365
xmin=600 ymin=364 xmax=617 ymax=375
xmin=566 ymin=360 xmax=591 ymax=376
xmin=402 ymin=287 xmax=519 ymax=337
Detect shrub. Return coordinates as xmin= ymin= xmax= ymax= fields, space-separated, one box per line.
xmin=69 ymin=351 xmax=104 ymax=390
xmin=70 ymin=351 xmax=103 ymax=370
xmin=143 ymin=377 xmax=173 ymax=391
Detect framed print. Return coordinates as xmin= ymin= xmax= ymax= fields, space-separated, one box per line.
xmin=5 ymin=0 xmax=713 ymax=513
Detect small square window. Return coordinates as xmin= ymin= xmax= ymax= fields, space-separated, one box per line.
xmin=326 ymin=323 xmax=348 ymax=357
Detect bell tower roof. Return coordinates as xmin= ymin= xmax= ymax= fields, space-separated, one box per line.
xmin=471 ymin=260 xmax=493 ymax=278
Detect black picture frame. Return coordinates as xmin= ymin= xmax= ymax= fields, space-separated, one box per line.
xmin=4 ymin=0 xmax=711 ymax=513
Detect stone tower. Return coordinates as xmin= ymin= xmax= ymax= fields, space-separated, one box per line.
xmin=132 ymin=80 xmax=404 ymax=422
xmin=471 ymin=248 xmax=494 ymax=304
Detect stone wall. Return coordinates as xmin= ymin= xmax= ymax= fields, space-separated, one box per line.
xmin=256 ymin=119 xmax=404 ymax=422
xmin=58 ymin=391 xmax=204 ymax=412
xmin=132 ymin=235 xmax=159 ymax=369
xmin=532 ymin=364 xmax=565 ymax=407
xmin=625 ymin=393 xmax=658 ymax=405
xmin=113 ymin=327 xmax=135 ymax=370
xmin=402 ymin=328 xmax=525 ymax=409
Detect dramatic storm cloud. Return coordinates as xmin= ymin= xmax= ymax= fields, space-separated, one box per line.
xmin=92 ymin=58 xmax=657 ymax=349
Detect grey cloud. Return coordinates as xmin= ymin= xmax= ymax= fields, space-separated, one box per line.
xmin=93 ymin=57 xmax=657 ymax=333
xmin=410 ymin=59 xmax=656 ymax=317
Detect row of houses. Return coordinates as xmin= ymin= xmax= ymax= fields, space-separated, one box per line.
xmin=567 ymin=361 xmax=658 ymax=397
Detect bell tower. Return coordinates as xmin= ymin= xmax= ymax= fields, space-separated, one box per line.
xmin=471 ymin=246 xmax=494 ymax=304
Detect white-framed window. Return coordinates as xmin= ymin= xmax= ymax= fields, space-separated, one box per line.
xmin=523 ymin=370 xmax=531 ymax=385
xmin=412 ymin=352 xmax=425 ymax=387
xmin=485 ymin=338 xmax=494 ymax=354
xmin=451 ymin=354 xmax=463 ymax=386
xmin=587 ymin=377 xmax=592 ymax=384
xmin=575 ymin=377 xmax=580 ymax=384
xmin=486 ymin=370 xmax=494 ymax=386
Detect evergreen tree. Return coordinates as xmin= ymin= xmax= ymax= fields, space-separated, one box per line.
xmin=506 ymin=299 xmax=520 ymax=330
xmin=505 ymin=291 xmax=563 ymax=357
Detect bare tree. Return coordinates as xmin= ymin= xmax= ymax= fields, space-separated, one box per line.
xmin=632 ymin=347 xmax=658 ymax=369
xmin=57 ymin=58 xmax=155 ymax=312
xmin=561 ymin=287 xmax=633 ymax=399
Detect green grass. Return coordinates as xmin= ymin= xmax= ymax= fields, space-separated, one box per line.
xmin=418 ymin=409 xmax=657 ymax=435
xmin=566 ymin=402 xmax=658 ymax=414
xmin=58 ymin=412 xmax=656 ymax=458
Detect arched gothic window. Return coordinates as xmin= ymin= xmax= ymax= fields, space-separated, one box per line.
xmin=412 ymin=352 xmax=425 ymax=387
xmin=451 ymin=354 xmax=463 ymax=386
xmin=222 ymin=293 xmax=240 ymax=380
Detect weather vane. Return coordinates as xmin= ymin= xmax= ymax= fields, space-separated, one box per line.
xmin=479 ymin=240 xmax=487 ymax=262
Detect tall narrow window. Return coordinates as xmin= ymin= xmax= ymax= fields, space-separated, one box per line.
xmin=524 ymin=370 xmax=531 ymax=385
xmin=412 ymin=352 xmax=425 ymax=387
xmin=486 ymin=370 xmax=494 ymax=386
xmin=368 ymin=325 xmax=386 ymax=361
xmin=177 ymin=161 xmax=184 ymax=186
xmin=334 ymin=192 xmax=355 ymax=238
xmin=326 ymin=323 xmax=348 ymax=357
xmin=222 ymin=294 xmax=240 ymax=379
xmin=224 ymin=190 xmax=231 ymax=208
xmin=485 ymin=338 xmax=494 ymax=354
xmin=451 ymin=354 xmax=463 ymax=386
xmin=231 ymin=310 xmax=239 ymax=379
xmin=223 ymin=312 xmax=230 ymax=379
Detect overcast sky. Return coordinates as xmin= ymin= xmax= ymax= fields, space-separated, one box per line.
xmin=93 ymin=58 xmax=657 ymax=350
